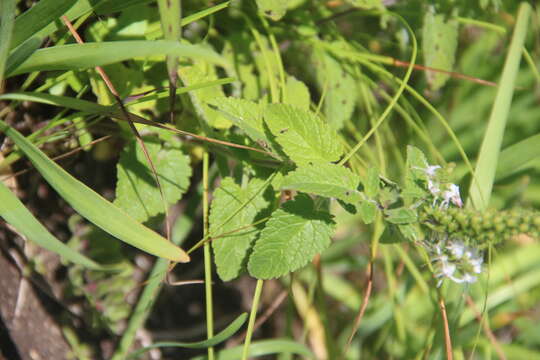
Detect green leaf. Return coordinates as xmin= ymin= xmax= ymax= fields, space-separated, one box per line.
xmin=281 ymin=163 xmax=362 ymax=203
xmin=248 ymin=194 xmax=334 ymax=279
xmin=209 ymin=177 xmax=271 ymax=281
xmin=398 ymin=224 xmax=420 ymax=242
xmin=126 ymin=313 xmax=248 ymax=359
xmin=344 ymin=0 xmax=382 ymax=9
xmin=7 ymin=41 xmax=228 ymax=77
xmin=0 ymin=120 xmax=189 ymax=262
xmin=189 ymin=339 xmax=314 ymax=360
xmin=422 ymin=10 xmax=458 ymax=90
xmin=256 ymin=0 xmax=288 ymax=21
xmin=496 ymin=133 xmax=540 ymax=181
xmin=359 ymin=200 xmax=377 ymax=224
xmin=5 ymin=37 xmax=42 ymax=79
xmin=384 ymin=207 xmax=417 ymax=225
xmin=10 ymin=0 xmax=75 ymax=50
xmin=313 ymin=46 xmax=357 ymax=130
xmin=364 ymin=166 xmax=380 ymax=198
xmin=284 ymin=76 xmax=310 ymax=111
xmin=379 ymin=224 xmax=405 ymax=244
xmin=263 ymin=104 xmax=343 ymax=165
xmin=115 ymin=136 xmax=191 ymax=222
xmin=0 ymin=181 xmax=103 ymax=270
xmin=467 ymin=3 xmax=531 ymax=211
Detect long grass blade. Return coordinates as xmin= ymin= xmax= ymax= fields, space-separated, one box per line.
xmin=0 ymin=0 xmax=16 ymax=84
xmin=467 ymin=3 xmax=531 ymax=210
xmin=7 ymin=41 xmax=228 ymax=77
xmin=0 ymin=181 xmax=103 ymax=269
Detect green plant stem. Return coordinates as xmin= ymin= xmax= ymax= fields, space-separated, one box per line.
xmin=242 ymin=279 xmax=264 ymax=360
xmin=203 ymin=151 xmax=215 ymax=360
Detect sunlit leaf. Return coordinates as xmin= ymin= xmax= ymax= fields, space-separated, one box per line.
xmin=281 ymin=163 xmax=362 ymax=203
xmin=209 ymin=177 xmax=271 ymax=281
xmin=248 ymin=194 xmax=334 ymax=279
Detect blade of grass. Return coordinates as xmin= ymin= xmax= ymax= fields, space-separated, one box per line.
xmin=0 ymin=0 xmax=15 ymax=86
xmin=495 ymin=133 xmax=540 ymax=181
xmin=126 ymin=313 xmax=248 ymax=359
xmin=467 ymin=3 xmax=531 ymax=210
xmin=189 ymin=339 xmax=315 ymax=360
xmin=0 ymin=181 xmax=103 ymax=270
xmin=0 ymin=119 xmax=190 ymax=262
xmin=242 ymin=279 xmax=265 ymax=360
xmin=10 ymin=0 xmax=74 ymax=50
xmin=7 ymin=40 xmax=228 ymax=77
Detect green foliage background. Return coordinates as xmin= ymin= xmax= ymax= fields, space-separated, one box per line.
xmin=1 ymin=0 xmax=540 ymax=359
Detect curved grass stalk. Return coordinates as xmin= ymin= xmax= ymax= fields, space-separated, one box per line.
xmin=242 ymin=279 xmax=264 ymax=360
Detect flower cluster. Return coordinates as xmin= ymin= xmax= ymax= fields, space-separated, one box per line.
xmin=417 ymin=162 xmax=484 ymax=286
xmin=420 ymin=163 xmax=462 ymax=208
xmin=424 ymin=233 xmax=483 ymax=287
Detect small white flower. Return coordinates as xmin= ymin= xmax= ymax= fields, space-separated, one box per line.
xmin=427 ymin=179 xmax=440 ymax=195
xmin=439 ymin=261 xmax=456 ymax=278
xmin=425 ymin=165 xmax=441 ymax=177
xmin=462 ymin=273 xmax=477 ymax=284
xmin=470 ymin=256 xmax=483 ymax=274
xmin=443 ymin=184 xmax=463 ymax=208
xmin=447 ymin=241 xmax=465 ymax=259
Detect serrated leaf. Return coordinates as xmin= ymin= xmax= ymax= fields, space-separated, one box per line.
xmin=364 ymin=166 xmax=380 ymax=198
xmin=209 ymin=177 xmax=271 ymax=281
xmin=115 ymin=136 xmax=191 ymax=222
xmin=263 ymin=104 xmax=343 ymax=165
xmin=359 ymin=201 xmax=377 ymax=224
xmin=313 ymin=47 xmax=356 ymax=130
xmin=422 ymin=10 xmax=458 ymax=90
xmin=384 ymin=207 xmax=417 ymax=225
xmin=281 ymin=163 xmax=362 ymax=203
xmin=256 ymin=0 xmax=288 ymax=21
xmin=248 ymin=194 xmax=334 ymax=279
xmin=284 ymin=76 xmax=310 ymax=111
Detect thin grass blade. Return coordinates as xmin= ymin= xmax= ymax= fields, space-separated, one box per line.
xmin=126 ymin=313 xmax=248 ymax=359
xmin=0 ymin=181 xmax=103 ymax=269
xmin=7 ymin=41 xmax=228 ymax=77
xmin=0 ymin=0 xmax=16 ymax=83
